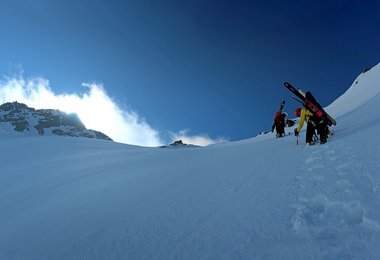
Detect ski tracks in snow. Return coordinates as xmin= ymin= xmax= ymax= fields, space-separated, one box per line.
xmin=291 ymin=140 xmax=380 ymax=259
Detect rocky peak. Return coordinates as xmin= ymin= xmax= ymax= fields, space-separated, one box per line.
xmin=0 ymin=101 xmax=112 ymax=141
xmin=160 ymin=139 xmax=199 ymax=149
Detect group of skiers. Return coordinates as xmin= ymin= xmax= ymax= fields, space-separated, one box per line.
xmin=272 ymin=84 xmax=334 ymax=145
xmin=272 ymin=105 xmax=328 ymax=145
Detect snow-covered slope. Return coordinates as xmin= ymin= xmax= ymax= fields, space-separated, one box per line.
xmin=326 ymin=64 xmax=380 ymax=119
xmin=0 ymin=63 xmax=380 ymax=259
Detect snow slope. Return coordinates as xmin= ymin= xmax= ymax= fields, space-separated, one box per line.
xmin=0 ymin=63 xmax=380 ymax=259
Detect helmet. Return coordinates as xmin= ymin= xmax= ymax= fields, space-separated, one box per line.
xmin=282 ymin=112 xmax=288 ymax=117
xmin=294 ymin=107 xmax=301 ymax=117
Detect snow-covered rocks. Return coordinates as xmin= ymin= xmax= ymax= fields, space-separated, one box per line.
xmin=0 ymin=101 xmax=112 ymax=141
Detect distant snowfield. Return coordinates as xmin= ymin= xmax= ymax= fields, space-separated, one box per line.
xmin=1 ymin=63 xmax=380 ymax=259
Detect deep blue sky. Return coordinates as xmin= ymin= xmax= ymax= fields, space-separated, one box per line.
xmin=1 ymin=0 xmax=379 ymax=142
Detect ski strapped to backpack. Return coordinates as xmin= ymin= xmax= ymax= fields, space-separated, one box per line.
xmin=272 ymin=100 xmax=287 ymax=133
xmin=279 ymin=100 xmax=285 ymax=112
xmin=284 ymin=82 xmax=337 ymax=126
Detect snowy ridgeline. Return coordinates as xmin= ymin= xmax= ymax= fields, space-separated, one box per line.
xmin=0 ymin=63 xmax=380 ymax=259
xmin=0 ymin=101 xmax=112 ymax=141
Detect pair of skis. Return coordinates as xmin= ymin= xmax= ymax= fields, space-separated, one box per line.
xmin=283 ymin=82 xmax=337 ymax=126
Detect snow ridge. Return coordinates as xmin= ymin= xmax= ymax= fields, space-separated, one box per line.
xmin=326 ymin=62 xmax=380 ymax=119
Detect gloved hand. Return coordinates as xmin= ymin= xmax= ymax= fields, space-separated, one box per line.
xmin=294 ymin=128 xmax=299 ymax=136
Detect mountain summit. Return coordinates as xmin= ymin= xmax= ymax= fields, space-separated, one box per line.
xmin=0 ymin=101 xmax=112 ymax=141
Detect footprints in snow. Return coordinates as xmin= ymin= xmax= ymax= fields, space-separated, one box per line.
xmin=292 ymin=146 xmax=378 ymax=258
xmin=335 ymin=180 xmax=352 ymax=193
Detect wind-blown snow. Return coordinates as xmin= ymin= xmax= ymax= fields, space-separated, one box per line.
xmin=1 ymin=63 xmax=380 ymax=259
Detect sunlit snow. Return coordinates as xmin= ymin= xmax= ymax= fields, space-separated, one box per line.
xmin=1 ymin=63 xmax=380 ymax=259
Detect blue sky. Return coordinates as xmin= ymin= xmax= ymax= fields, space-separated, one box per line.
xmin=0 ymin=0 xmax=379 ymax=145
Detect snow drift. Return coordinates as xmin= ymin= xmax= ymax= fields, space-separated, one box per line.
xmin=0 ymin=63 xmax=380 ymax=259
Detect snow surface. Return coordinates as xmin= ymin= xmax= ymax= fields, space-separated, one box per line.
xmin=1 ymin=63 xmax=380 ymax=259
